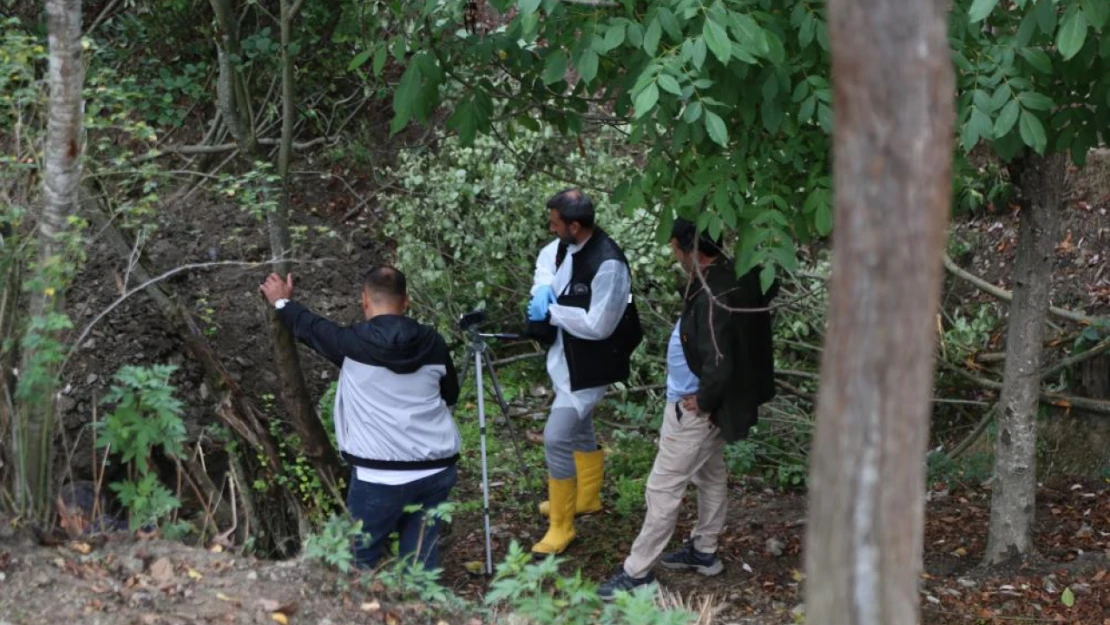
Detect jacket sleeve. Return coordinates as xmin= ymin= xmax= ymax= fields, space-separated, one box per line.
xmin=276 ymin=300 xmax=354 ymax=368
xmin=440 ymin=338 xmax=461 ymax=407
xmin=531 ymin=239 xmax=561 ymax=295
xmin=547 ymin=259 xmax=631 ymax=340
xmin=693 ymin=292 xmax=737 ymax=416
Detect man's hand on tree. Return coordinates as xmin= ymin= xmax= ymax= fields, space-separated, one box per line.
xmin=260 ymin=272 xmax=294 ymax=304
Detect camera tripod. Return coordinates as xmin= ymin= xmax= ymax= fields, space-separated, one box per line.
xmin=456 ymin=311 xmax=540 ymax=575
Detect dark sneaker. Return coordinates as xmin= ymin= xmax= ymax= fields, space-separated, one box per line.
xmin=661 ymin=541 xmax=724 ymax=576
xmin=598 ymin=567 xmax=657 ymax=601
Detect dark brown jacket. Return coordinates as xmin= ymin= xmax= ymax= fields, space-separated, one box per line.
xmin=679 ymin=257 xmax=777 ymax=443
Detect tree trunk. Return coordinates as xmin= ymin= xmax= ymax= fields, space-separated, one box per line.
xmin=271 ymin=0 xmax=342 ymax=487
xmin=14 ymin=0 xmax=84 ymax=517
xmin=209 ymin=0 xmax=342 ymax=489
xmin=805 ymin=0 xmax=954 ymax=623
xmin=984 ymin=151 xmax=1066 ymax=565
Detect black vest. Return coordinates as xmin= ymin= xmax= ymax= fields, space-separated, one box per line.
xmin=527 ymin=229 xmax=643 ymax=390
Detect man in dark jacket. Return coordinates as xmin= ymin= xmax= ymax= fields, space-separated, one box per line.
xmin=259 ymin=266 xmax=461 ymax=571
xmin=599 ymin=218 xmax=776 ymax=599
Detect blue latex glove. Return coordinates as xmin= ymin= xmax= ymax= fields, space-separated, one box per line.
xmin=527 ymin=285 xmax=556 ymax=321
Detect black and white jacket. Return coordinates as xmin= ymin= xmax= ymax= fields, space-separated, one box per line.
xmin=277 ymin=301 xmax=461 ymax=471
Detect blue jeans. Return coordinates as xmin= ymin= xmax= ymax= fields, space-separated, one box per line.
xmin=346 ymin=464 xmax=458 ymax=571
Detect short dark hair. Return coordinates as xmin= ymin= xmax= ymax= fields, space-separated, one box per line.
xmin=362 ymin=265 xmax=407 ymax=301
xmin=546 ymin=188 xmax=595 ymax=229
xmin=670 ymin=217 xmax=724 ymax=257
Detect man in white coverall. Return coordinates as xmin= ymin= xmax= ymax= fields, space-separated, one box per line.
xmin=525 ymin=188 xmax=641 ymax=556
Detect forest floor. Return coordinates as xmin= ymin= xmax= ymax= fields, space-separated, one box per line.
xmin=1 ymin=476 xmax=1108 ymax=624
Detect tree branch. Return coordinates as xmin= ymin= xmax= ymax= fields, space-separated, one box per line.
xmin=144 ymin=136 xmax=334 ymax=160
xmin=942 ymin=253 xmax=1100 ymax=325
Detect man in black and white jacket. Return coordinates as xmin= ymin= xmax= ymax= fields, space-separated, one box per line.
xmin=259 ymin=266 xmax=461 ymax=571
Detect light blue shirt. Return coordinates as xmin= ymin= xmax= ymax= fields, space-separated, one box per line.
xmin=666 ymin=320 xmax=699 ymax=402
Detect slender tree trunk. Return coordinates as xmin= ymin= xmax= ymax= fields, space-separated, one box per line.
xmin=209 ymin=0 xmax=341 ymax=489
xmin=14 ymin=0 xmax=84 ymax=517
xmin=805 ymin=0 xmax=954 ymax=623
xmin=984 ymin=151 xmax=1066 ymax=565
xmin=271 ymin=0 xmax=341 ymax=485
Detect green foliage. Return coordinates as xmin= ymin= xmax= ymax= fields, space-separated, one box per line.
xmin=304 ymin=514 xmax=364 ymax=574
xmin=953 ymin=0 xmax=1110 ymax=164
xmin=213 ymin=162 xmax=284 ymax=220
xmin=256 ymin=403 xmax=342 ymax=524
xmin=486 ymin=541 xmax=691 ymax=625
xmin=96 ymin=364 xmax=187 ymax=529
xmin=98 ymin=365 xmax=187 ymax=463
xmin=612 ymin=474 xmax=646 ymax=518
xmin=943 ymin=305 xmax=999 ymax=364
xmin=378 ymin=0 xmax=834 ymax=286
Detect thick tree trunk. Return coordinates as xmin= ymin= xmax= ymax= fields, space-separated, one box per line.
xmin=984 ymin=151 xmax=1066 ymax=565
xmin=15 ymin=0 xmax=84 ymax=517
xmin=805 ymin=0 xmax=954 ymax=623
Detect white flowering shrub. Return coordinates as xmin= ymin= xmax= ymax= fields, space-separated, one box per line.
xmin=381 ymin=127 xmax=679 ymax=386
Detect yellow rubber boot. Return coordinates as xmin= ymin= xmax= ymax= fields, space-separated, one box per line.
xmin=537 ymin=449 xmax=605 ymax=517
xmin=531 ymin=477 xmax=576 ymax=556
xmin=572 ymin=449 xmax=604 ymax=514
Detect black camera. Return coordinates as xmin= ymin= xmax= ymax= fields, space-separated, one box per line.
xmin=459 ymin=309 xmax=486 ymax=330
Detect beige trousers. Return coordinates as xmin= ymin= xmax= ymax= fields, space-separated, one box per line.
xmin=623 ymin=401 xmax=728 ymax=579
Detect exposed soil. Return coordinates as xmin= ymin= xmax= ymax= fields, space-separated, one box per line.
xmin=1 ymin=476 xmax=1107 ymax=624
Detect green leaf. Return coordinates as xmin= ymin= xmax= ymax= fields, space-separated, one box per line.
xmin=542 ymin=50 xmax=568 ymax=85
xmin=348 ymin=49 xmax=373 ymax=71
xmin=1018 ymin=48 xmax=1052 ymax=74
xmin=577 ymin=48 xmax=599 ymax=84
xmin=817 ymin=103 xmax=832 ymax=133
xmin=994 ymin=99 xmax=1020 ymax=137
xmin=704 ymin=110 xmax=728 ymax=147
xmin=1057 ymin=7 xmax=1089 ymax=61
xmin=683 ymin=100 xmax=703 ymax=123
xmin=799 ymin=95 xmax=816 ymax=122
xmin=814 ymin=202 xmax=832 ymax=236
xmin=969 ymin=0 xmax=1000 ymax=23
xmin=1035 ymin=0 xmax=1057 ymax=34
xmin=643 ymin=19 xmax=662 ymax=55
xmin=760 ymin=264 xmax=776 ymax=294
xmin=1061 ymin=587 xmax=1075 ymax=608
xmin=519 ymin=0 xmax=541 ymax=16
xmin=372 ymin=46 xmax=389 ymax=77
xmin=970 ymin=107 xmax=993 ymax=141
xmin=1018 ymin=91 xmax=1054 ymax=110
xmin=390 ymin=64 xmax=422 ymax=135
xmin=1019 ymin=109 xmax=1047 ymax=154
xmin=1084 ymin=0 xmax=1109 ymax=29
xmin=658 ymin=74 xmax=682 ymax=96
xmin=731 ymin=14 xmax=767 ymax=55
xmin=634 ymin=83 xmax=659 ymax=119
xmin=602 ymin=23 xmax=626 ymax=51
xmin=692 ymin=37 xmax=707 ymax=68
xmin=762 ymin=100 xmax=783 ymax=134
xmin=704 ymin=18 xmax=732 ymax=64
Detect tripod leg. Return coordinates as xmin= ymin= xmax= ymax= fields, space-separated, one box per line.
xmin=456 ymin=346 xmax=473 ymax=390
xmin=473 ymin=349 xmax=494 ymax=576
xmin=482 ymin=355 xmax=542 ymax=515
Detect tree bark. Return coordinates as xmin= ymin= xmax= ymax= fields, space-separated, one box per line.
xmin=984 ymin=151 xmax=1066 ymax=565
xmin=805 ymin=0 xmax=954 ymax=623
xmin=15 ymin=0 xmax=84 ymax=517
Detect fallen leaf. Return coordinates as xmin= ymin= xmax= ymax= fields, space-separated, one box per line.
xmin=68 ymin=541 xmax=92 ymax=555
xmin=463 ymin=561 xmax=485 ymax=574
xmin=270 ymin=613 xmax=288 ymax=625
xmin=361 ymin=601 xmax=381 ymax=612
xmin=209 ymin=544 xmax=224 ymax=553
xmin=149 ymin=557 xmax=174 ymax=583
xmin=1093 ymin=570 xmax=1105 ymax=582
xmin=217 ymin=592 xmax=235 ymax=602
xmin=187 ymin=568 xmax=203 ymax=581
xmin=1061 ymin=587 xmax=1075 ymax=608
xmin=277 ymin=602 xmax=299 ymax=616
